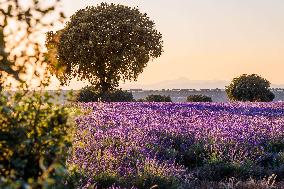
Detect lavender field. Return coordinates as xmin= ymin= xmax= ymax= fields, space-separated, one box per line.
xmin=70 ymin=102 xmax=284 ymax=188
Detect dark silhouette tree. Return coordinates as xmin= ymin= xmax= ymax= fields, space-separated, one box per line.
xmin=75 ymin=85 xmax=134 ymax=102
xmin=187 ymin=95 xmax=212 ymax=102
xmin=144 ymin=94 xmax=172 ymax=102
xmin=46 ymin=3 xmax=163 ymax=94
xmin=226 ymin=74 xmax=275 ymax=102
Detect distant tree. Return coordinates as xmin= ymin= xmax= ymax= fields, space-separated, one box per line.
xmin=187 ymin=95 xmax=212 ymax=102
xmin=225 ymin=74 xmax=275 ymax=102
xmin=46 ymin=3 xmax=163 ymax=94
xmin=144 ymin=94 xmax=172 ymax=102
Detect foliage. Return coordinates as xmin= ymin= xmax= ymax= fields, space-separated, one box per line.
xmin=105 ymin=89 xmax=134 ymax=102
xmin=46 ymin=3 xmax=163 ymax=93
xmin=187 ymin=94 xmax=212 ymax=102
xmin=0 ymin=0 xmax=74 ymax=188
xmin=0 ymin=91 xmax=72 ymax=188
xmin=226 ymin=74 xmax=275 ymax=102
xmin=0 ymin=0 xmax=65 ymax=89
xmin=76 ymin=86 xmax=134 ymax=102
xmin=143 ymin=94 xmax=172 ymax=102
xmin=75 ymin=85 xmax=99 ymax=102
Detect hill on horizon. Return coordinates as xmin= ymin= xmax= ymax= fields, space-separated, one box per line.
xmin=119 ymin=77 xmax=284 ymax=90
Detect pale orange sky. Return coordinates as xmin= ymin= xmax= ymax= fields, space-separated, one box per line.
xmin=49 ymin=0 xmax=284 ymax=89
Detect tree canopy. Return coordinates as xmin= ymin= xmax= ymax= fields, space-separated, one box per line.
xmin=225 ymin=74 xmax=275 ymax=102
xmin=46 ymin=3 xmax=163 ymax=93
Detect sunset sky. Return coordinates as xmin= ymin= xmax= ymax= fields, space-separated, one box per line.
xmin=51 ymin=0 xmax=284 ymax=89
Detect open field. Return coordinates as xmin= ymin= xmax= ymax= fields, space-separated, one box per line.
xmin=69 ymin=102 xmax=284 ymax=188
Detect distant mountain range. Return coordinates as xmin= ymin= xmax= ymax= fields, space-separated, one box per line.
xmin=120 ymin=77 xmax=284 ymax=90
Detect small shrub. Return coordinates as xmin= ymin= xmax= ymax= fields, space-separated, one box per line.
xmin=106 ymin=89 xmax=134 ymax=102
xmin=0 ymin=91 xmax=72 ymax=188
xmin=76 ymin=86 xmax=134 ymax=102
xmin=187 ymin=95 xmax=212 ymax=102
xmin=144 ymin=95 xmax=172 ymax=102
xmin=75 ymin=85 xmax=99 ymax=102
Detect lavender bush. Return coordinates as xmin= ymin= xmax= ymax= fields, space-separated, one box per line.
xmin=69 ymin=102 xmax=284 ymax=188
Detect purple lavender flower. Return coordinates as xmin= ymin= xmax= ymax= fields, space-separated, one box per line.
xmin=69 ymin=102 xmax=284 ymax=188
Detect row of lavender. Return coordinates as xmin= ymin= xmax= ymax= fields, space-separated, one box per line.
xmin=70 ymin=102 xmax=284 ymax=188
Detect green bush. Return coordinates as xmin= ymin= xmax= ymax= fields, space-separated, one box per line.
xmin=187 ymin=95 xmax=212 ymax=102
xmin=106 ymin=89 xmax=134 ymax=102
xmin=225 ymin=74 xmax=275 ymax=102
xmin=0 ymin=91 xmax=72 ymax=188
xmin=144 ymin=95 xmax=172 ymax=102
xmin=0 ymin=0 xmax=74 ymax=188
xmin=75 ymin=86 xmax=99 ymax=102
xmin=76 ymin=86 xmax=134 ymax=102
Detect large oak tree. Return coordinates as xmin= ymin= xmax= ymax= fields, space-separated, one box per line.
xmin=46 ymin=3 xmax=163 ymax=93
